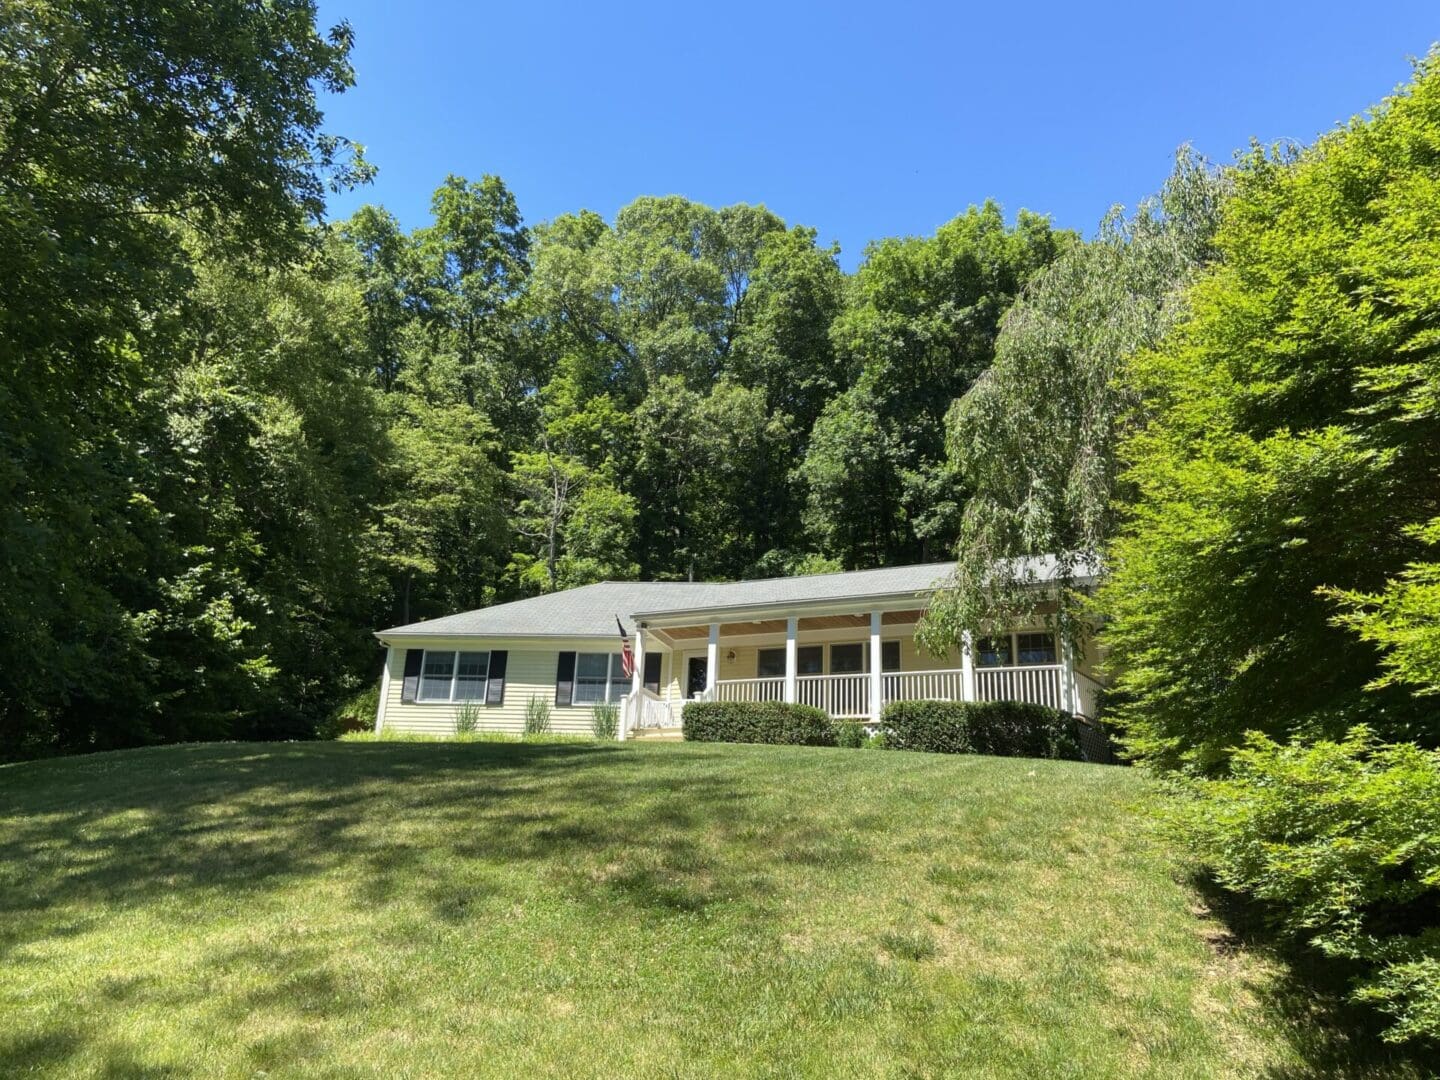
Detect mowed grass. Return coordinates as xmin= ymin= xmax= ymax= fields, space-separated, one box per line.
xmin=0 ymin=741 xmax=1414 ymax=1078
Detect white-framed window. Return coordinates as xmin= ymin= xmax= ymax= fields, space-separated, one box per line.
xmin=1016 ymin=632 xmax=1057 ymax=665
xmin=974 ymin=632 xmax=1057 ymax=668
xmin=976 ymin=636 xmax=1012 ymax=669
xmin=419 ymin=649 xmax=490 ymax=702
xmin=574 ymin=652 xmax=624 ymax=704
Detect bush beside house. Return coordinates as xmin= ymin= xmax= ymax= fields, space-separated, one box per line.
xmin=682 ymin=701 xmax=835 ymax=746
xmin=882 ymin=700 xmax=1087 ymax=761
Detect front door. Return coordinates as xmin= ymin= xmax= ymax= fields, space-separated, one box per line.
xmin=686 ymin=656 xmax=708 ymax=699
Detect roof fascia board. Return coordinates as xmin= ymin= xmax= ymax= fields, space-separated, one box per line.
xmin=634 ymin=591 xmax=937 ymax=627
xmin=375 ymin=631 xmax=613 ymax=646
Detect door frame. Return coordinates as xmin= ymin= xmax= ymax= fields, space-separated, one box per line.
xmin=683 ymin=650 xmax=709 ymax=699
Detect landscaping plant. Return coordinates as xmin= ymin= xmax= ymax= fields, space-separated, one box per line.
xmin=590 ymin=701 xmax=619 ymax=740
xmin=682 ymin=701 xmax=834 ymax=746
xmin=523 ymin=695 xmax=552 ymax=736
xmin=454 ymin=700 xmax=481 ymax=736
xmin=881 ymin=700 xmax=1083 ymax=761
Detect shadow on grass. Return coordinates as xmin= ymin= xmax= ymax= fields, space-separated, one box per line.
xmin=0 ymin=742 xmax=771 ymax=927
xmin=1188 ymin=872 xmax=1435 ymax=1079
xmin=0 ymin=741 xmax=821 ymax=1074
xmin=5 ymin=743 xmax=1429 ymax=1077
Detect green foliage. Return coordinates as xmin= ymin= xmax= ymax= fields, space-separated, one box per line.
xmin=835 ymin=720 xmax=867 ymax=749
xmin=589 ymin=702 xmax=619 ymax=741
xmin=0 ymin=0 xmax=371 ymax=758
xmin=923 ymin=151 xmax=1229 ymax=652
xmin=881 ymin=700 xmax=1082 ymax=760
xmin=800 ymin=203 xmax=1075 ymax=567
xmin=1330 ymin=521 xmax=1440 ymax=696
xmin=681 ymin=701 xmax=834 ymax=746
xmin=1172 ymin=728 xmax=1440 ymax=1042
xmin=523 ymin=695 xmax=553 ymax=736
xmin=318 ymin=685 xmax=381 ymax=740
xmin=454 ymin=701 xmax=482 ymax=736
xmin=1094 ymin=54 xmax=1440 ymax=1046
xmin=1100 ymin=54 xmax=1440 ymax=772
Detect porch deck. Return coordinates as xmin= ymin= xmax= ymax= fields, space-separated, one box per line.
xmin=624 ymin=662 xmax=1096 ymax=735
xmin=712 ymin=664 xmax=1068 ymax=717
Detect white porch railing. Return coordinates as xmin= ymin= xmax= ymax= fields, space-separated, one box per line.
xmin=882 ymin=669 xmax=964 ymax=704
xmin=713 ymin=677 xmax=785 ymax=703
xmin=709 ymin=662 xmax=1071 ymax=718
xmin=975 ymin=664 xmax=1065 ymax=711
xmin=797 ymin=673 xmax=870 ymax=718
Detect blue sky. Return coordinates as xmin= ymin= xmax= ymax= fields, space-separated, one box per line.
xmin=316 ymin=1 xmax=1439 ymax=270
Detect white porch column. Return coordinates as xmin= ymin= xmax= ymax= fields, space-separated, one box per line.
xmin=706 ymin=622 xmax=719 ymax=695
xmin=961 ymin=630 xmax=976 ymax=703
xmin=869 ymin=610 xmax=883 ymax=724
xmin=619 ymin=625 xmax=645 ymax=741
xmin=784 ymin=616 xmax=798 ymax=704
xmin=631 ymin=626 xmax=645 ymax=698
xmin=1059 ymin=634 xmax=1076 ymax=715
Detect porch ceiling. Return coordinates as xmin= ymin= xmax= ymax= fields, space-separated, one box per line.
xmin=649 ymin=608 xmax=926 ymax=647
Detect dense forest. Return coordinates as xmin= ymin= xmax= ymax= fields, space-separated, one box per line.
xmin=1 ymin=1 xmax=1085 ymax=757
xmin=4 ymin=2 xmax=1440 ymax=1039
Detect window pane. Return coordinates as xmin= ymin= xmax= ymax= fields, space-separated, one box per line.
xmin=573 ymin=678 xmax=606 ymax=704
xmin=420 ymin=651 xmax=455 ymax=700
xmin=574 ymin=652 xmax=610 ymax=704
xmin=1016 ymin=633 xmax=1057 ymax=665
xmin=757 ymin=648 xmax=785 ymax=678
xmin=882 ymin=640 xmax=901 ymax=672
xmin=797 ymin=646 xmax=824 ymax=674
xmin=831 ymin=643 xmax=864 ymax=674
xmin=976 ymin=637 xmax=1011 ymax=668
xmin=577 ymin=653 xmax=609 ymax=677
xmin=454 ymin=651 xmax=489 ymax=700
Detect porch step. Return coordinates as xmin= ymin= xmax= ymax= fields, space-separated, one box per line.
xmin=630 ymin=725 xmax=684 ymax=741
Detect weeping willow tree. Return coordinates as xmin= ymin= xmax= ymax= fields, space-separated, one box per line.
xmin=919 ymin=151 xmax=1230 ymax=654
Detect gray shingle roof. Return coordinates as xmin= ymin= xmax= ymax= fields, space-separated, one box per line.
xmin=376 ymin=556 xmax=1092 ymax=639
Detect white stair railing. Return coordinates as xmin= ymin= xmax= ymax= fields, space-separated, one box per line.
xmin=627 ymin=687 xmax=675 ymax=730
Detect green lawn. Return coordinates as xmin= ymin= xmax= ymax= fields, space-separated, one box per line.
xmin=0 ymin=741 xmax=1420 ymax=1078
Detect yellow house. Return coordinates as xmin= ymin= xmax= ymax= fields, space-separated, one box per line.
xmin=372 ymin=560 xmax=1102 ymax=739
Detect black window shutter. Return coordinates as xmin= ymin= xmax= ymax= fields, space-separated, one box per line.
xmin=400 ymin=649 xmax=424 ymax=703
xmin=485 ymin=650 xmax=508 ymax=705
xmin=555 ymin=651 xmax=576 ymax=706
xmin=643 ymin=652 xmax=662 ymax=694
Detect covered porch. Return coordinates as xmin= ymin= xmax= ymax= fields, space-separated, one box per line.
xmin=621 ymin=601 xmax=1098 ymax=736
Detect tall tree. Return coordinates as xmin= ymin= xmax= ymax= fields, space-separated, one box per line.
xmin=921 ymin=152 xmax=1229 ymax=652
xmin=800 ymin=204 xmax=1073 ymax=568
xmin=341 ymin=204 xmax=419 ymax=391
xmin=411 ymin=175 xmax=531 ymax=434
xmin=0 ymin=0 xmax=368 ymax=758
xmin=1100 ymin=64 xmax=1440 ymax=773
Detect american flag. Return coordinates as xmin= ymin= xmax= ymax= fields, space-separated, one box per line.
xmin=616 ymin=616 xmax=634 ymax=678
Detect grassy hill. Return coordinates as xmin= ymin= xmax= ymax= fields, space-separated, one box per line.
xmin=0 ymin=741 xmax=1420 ymax=1077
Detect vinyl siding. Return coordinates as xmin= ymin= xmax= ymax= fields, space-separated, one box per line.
xmin=377 ymin=636 xmax=624 ymax=736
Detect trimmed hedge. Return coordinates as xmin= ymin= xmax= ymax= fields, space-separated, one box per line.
xmin=881 ymin=700 xmax=1085 ymax=760
xmin=682 ymin=700 xmax=835 ymax=746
